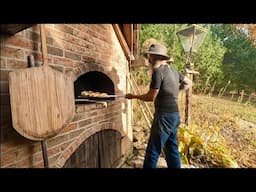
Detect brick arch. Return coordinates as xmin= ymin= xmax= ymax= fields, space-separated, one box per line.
xmin=70 ymin=62 xmax=116 ymax=82
xmin=54 ymin=123 xmax=125 ymax=168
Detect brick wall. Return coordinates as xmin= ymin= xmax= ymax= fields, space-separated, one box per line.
xmin=0 ymin=24 xmax=133 ymax=168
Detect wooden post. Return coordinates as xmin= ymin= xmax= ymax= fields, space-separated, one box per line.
xmin=185 ymin=73 xmax=193 ymax=126
xmin=184 ymin=63 xmax=199 ymax=127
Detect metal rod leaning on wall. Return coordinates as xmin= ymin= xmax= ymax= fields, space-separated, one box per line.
xmin=127 ymin=76 xmax=152 ymax=128
xmin=130 ymin=74 xmax=153 ymax=120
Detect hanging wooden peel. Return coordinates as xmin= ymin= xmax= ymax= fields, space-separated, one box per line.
xmin=9 ymin=24 xmax=75 ymax=141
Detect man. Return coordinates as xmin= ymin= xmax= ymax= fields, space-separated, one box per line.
xmin=125 ymin=43 xmax=192 ymax=168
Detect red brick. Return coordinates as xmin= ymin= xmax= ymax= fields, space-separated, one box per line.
xmin=72 ymin=44 xmax=89 ymax=55
xmin=16 ymin=146 xmax=32 ymax=161
xmin=47 ymin=145 xmax=61 ymax=157
xmin=93 ymin=115 xmax=106 ymax=122
xmin=60 ymin=41 xmax=72 ymax=51
xmin=30 ymin=25 xmax=40 ymax=33
xmin=101 ymin=53 xmax=112 ymax=61
xmin=7 ymin=59 xmax=28 ymax=69
xmin=47 ymin=134 xmax=69 ymax=148
xmin=78 ymin=119 xmax=92 ymax=128
xmin=83 ymin=104 xmax=97 ymax=112
xmin=82 ymin=55 xmax=96 ymax=63
xmin=0 ymin=70 xmax=10 ymax=81
xmin=5 ymin=36 xmax=39 ymax=51
xmin=69 ymin=24 xmax=81 ymax=30
xmin=96 ymin=102 xmax=107 ymax=109
xmin=25 ymin=31 xmax=39 ymax=42
xmin=64 ymin=51 xmax=81 ymax=61
xmin=77 ymin=25 xmax=89 ymax=32
xmin=89 ymin=110 xmax=98 ymax=116
xmin=97 ymin=32 xmax=113 ymax=44
xmin=33 ymin=161 xmax=44 ymax=168
xmin=46 ymin=37 xmax=53 ymax=45
xmin=88 ymin=51 xmax=101 ymax=60
xmin=64 ymin=67 xmax=74 ymax=78
xmin=0 ymin=93 xmax=10 ymax=105
xmin=104 ymin=111 xmax=121 ymax=119
xmin=72 ymin=113 xmax=84 ymax=122
xmin=1 ymin=47 xmax=24 ymax=60
xmin=53 ymin=56 xmax=74 ymax=67
xmin=73 ymin=29 xmax=90 ymax=41
xmin=54 ymin=24 xmax=74 ymax=35
xmin=47 ymin=46 xmax=63 ymax=56
xmin=16 ymin=157 xmax=32 ymax=168
xmin=59 ymin=141 xmax=72 ymax=151
xmin=48 ymin=153 xmax=60 ymax=167
xmin=0 ymin=81 xmax=9 ymax=93
xmin=4 ymin=163 xmax=17 ymax=168
xmin=69 ymin=128 xmax=84 ymax=139
xmin=31 ymin=142 xmax=43 ymax=154
xmin=33 ymin=152 xmax=43 ymax=163
xmin=1 ymin=141 xmax=18 ymax=154
xmin=15 ymin=30 xmax=26 ymax=37
xmin=49 ymin=64 xmax=65 ymax=73
xmin=61 ymin=122 xmax=77 ymax=133
xmin=46 ymin=28 xmax=65 ymax=40
xmin=75 ymin=105 xmax=85 ymax=113
xmin=121 ymin=136 xmax=133 ymax=156
xmin=1 ymin=151 xmax=16 ymax=167
xmin=0 ymin=57 xmax=6 ymax=68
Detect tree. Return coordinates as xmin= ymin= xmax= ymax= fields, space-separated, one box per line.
xmin=193 ymin=27 xmax=226 ymax=92
xmin=139 ymin=24 xmax=227 ymax=93
xmin=212 ymin=24 xmax=256 ymax=93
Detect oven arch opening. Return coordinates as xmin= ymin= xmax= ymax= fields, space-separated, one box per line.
xmin=74 ymin=71 xmax=115 ymax=103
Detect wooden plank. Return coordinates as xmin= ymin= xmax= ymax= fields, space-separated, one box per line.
xmin=0 ymin=24 xmax=33 ymax=35
xmin=9 ymin=66 xmax=75 ymax=140
xmin=133 ymin=24 xmax=140 ymax=56
xmin=63 ymin=130 xmax=122 ymax=168
xmin=123 ymin=24 xmax=133 ymax=52
xmin=112 ymin=24 xmax=135 ymax=61
xmin=39 ymin=25 xmax=48 ymax=66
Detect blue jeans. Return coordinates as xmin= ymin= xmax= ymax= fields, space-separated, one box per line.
xmin=143 ymin=111 xmax=181 ymax=168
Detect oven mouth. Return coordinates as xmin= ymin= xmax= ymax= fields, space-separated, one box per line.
xmin=74 ymin=71 xmax=115 ymax=104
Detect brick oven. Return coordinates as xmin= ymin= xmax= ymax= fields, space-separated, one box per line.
xmin=0 ymin=24 xmax=139 ymax=168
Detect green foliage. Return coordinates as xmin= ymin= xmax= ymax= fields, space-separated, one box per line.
xmin=139 ymin=24 xmax=227 ymax=92
xmin=139 ymin=24 xmax=187 ymax=71
xmin=193 ymin=30 xmax=226 ymax=92
xmin=139 ymin=24 xmax=256 ymax=94
xmin=178 ymin=124 xmax=239 ymax=168
xmin=211 ymin=24 xmax=256 ymax=93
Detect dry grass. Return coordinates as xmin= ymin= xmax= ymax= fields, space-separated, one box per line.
xmin=132 ymin=90 xmax=256 ymax=168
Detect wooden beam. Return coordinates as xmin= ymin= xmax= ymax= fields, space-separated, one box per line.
xmin=133 ymin=24 xmax=140 ymax=57
xmin=123 ymin=24 xmax=133 ymax=52
xmin=39 ymin=24 xmax=48 ymax=66
xmin=0 ymin=24 xmax=33 ymax=35
xmin=112 ymin=24 xmax=135 ymax=61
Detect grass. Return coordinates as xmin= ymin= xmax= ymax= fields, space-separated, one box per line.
xmin=132 ymin=89 xmax=256 ymax=168
xmin=190 ymin=94 xmax=256 ymax=124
